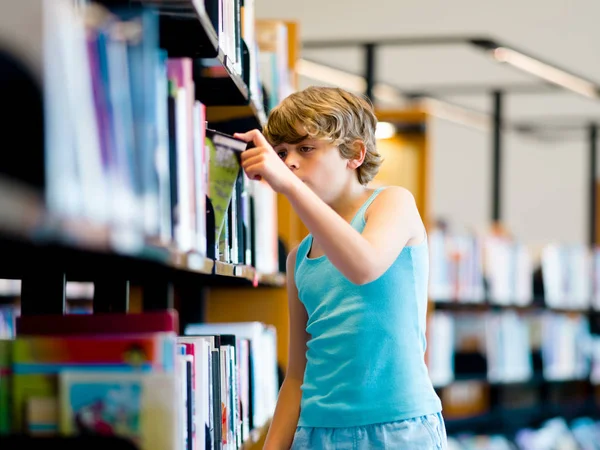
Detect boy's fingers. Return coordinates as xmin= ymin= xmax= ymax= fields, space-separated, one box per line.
xmin=234 ymin=129 xmax=270 ymax=148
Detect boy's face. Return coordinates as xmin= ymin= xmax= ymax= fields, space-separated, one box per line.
xmin=273 ymin=124 xmax=355 ymax=204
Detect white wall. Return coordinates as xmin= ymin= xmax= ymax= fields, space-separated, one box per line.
xmin=502 ymin=132 xmax=588 ymax=246
xmin=428 ymin=118 xmax=490 ymax=235
xmin=429 ymin=116 xmax=589 ymax=246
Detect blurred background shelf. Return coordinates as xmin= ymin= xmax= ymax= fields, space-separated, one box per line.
xmin=433 ymin=299 xmax=594 ymax=315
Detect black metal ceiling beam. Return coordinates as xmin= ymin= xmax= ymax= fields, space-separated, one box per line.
xmin=589 ymin=123 xmax=598 ymax=247
xmin=404 ymin=83 xmax=559 ymax=97
xmin=302 ymin=34 xmax=486 ymax=49
xmin=302 ymin=34 xmax=600 ymax=97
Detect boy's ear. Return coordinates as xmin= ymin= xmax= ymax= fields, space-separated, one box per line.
xmin=347 ymin=140 xmax=367 ymax=170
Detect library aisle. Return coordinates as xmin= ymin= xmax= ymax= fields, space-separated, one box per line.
xmin=2 ymin=0 xmax=600 ymax=449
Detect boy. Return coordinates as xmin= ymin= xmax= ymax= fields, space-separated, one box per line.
xmin=234 ymin=87 xmax=446 ymax=449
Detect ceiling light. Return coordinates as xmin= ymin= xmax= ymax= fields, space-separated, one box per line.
xmin=296 ymin=59 xmax=366 ymax=93
xmin=375 ymin=122 xmax=396 ymax=139
xmin=298 ymin=58 xmax=491 ymax=131
xmin=491 ymin=47 xmax=599 ymax=99
xmin=373 ymin=83 xmax=408 ymax=106
xmin=418 ymin=97 xmax=491 ymax=132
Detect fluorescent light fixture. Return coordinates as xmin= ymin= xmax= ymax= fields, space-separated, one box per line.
xmin=296 ymin=59 xmax=366 ymax=93
xmin=417 ymin=97 xmax=491 ymax=132
xmin=298 ymin=58 xmax=491 ymax=131
xmin=375 ymin=122 xmax=396 ymax=139
xmin=491 ymin=47 xmax=599 ymax=99
xmin=297 ymin=58 xmax=408 ymax=106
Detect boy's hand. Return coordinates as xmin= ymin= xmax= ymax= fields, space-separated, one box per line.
xmin=234 ymin=129 xmax=298 ymax=195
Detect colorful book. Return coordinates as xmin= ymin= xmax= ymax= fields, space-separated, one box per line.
xmin=205 ymin=130 xmax=246 ymax=251
xmin=0 ymin=339 xmax=11 ymax=434
xmin=59 ymin=371 xmax=179 ymax=450
xmin=16 ymin=310 xmax=179 ymax=336
xmin=11 ymin=333 xmax=176 ymax=432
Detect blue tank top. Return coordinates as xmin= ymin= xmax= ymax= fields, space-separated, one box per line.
xmin=294 ymin=187 xmax=442 ymax=428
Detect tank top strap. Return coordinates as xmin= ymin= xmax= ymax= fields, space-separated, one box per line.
xmin=350 ymin=186 xmax=387 ymax=226
xmin=294 ymin=234 xmax=312 ymax=276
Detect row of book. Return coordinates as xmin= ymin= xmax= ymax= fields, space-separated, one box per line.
xmin=0 ymin=311 xmax=279 ymax=450
xmin=430 ymin=227 xmax=600 ymax=310
xmin=447 ymin=417 xmax=600 ymax=449
xmin=42 ymin=1 xmax=278 ymax=273
xmin=194 ymin=0 xmax=294 ymax=113
xmin=429 ymin=229 xmax=532 ymax=305
xmin=428 ymin=311 xmax=595 ymax=387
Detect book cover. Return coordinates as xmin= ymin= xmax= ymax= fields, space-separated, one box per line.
xmin=205 ymin=130 xmax=246 ymax=250
xmin=193 ymin=101 xmax=208 ymax=256
xmin=59 ymin=371 xmax=179 ymax=450
xmin=167 ymin=58 xmax=196 ymax=252
xmin=0 ymin=339 xmax=11 ymax=434
xmin=16 ymin=310 xmax=179 ymax=336
xmin=11 ymin=333 xmax=175 ymax=432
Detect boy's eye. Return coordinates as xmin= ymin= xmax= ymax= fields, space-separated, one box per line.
xmin=277 ymin=150 xmax=287 ymax=159
xmin=300 ymin=146 xmax=314 ymax=153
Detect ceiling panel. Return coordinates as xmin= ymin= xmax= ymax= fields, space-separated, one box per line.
xmin=444 ymin=92 xmax=600 ymax=121
xmin=301 ymin=47 xmax=366 ymax=77
xmin=376 ymin=45 xmax=544 ymax=89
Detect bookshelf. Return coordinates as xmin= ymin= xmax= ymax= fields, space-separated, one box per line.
xmin=0 ymin=0 xmax=297 ymax=448
xmin=205 ymin=18 xmax=304 ymax=372
xmin=426 ymin=227 xmax=600 ymax=442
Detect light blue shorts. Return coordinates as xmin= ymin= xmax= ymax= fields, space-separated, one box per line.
xmin=290 ymin=412 xmax=448 ymax=449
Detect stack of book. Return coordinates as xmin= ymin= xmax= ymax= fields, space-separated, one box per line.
xmin=428 ymin=310 xmax=593 ymax=386
xmin=484 ymin=236 xmax=533 ymax=307
xmin=428 ymin=228 xmax=486 ymax=303
xmin=539 ymin=312 xmax=591 ymax=381
xmin=0 ymin=312 xmax=278 ymax=450
xmin=542 ymin=244 xmax=593 ymax=310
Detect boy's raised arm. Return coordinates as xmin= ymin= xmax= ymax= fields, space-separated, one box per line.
xmin=234 ymin=129 xmax=423 ymax=286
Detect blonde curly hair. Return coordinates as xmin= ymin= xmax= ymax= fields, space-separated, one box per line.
xmin=263 ymin=86 xmax=383 ymax=185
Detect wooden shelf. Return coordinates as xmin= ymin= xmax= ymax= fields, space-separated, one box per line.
xmin=433 ymin=300 xmax=592 ymax=315
xmin=213 ymin=262 xmax=286 ymax=287
xmin=257 ymin=272 xmax=286 ymax=287
xmin=444 ymin=400 xmax=599 ymax=436
xmin=206 ymin=100 xmax=268 ymax=129
xmin=0 ymin=178 xmax=278 ymax=290
xmin=434 ymin=373 xmax=591 ymax=389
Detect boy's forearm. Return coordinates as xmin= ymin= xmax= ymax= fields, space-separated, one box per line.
xmin=263 ymin=378 xmax=303 ymax=450
xmin=283 ymin=178 xmax=375 ymax=284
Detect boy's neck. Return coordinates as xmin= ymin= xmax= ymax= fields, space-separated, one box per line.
xmin=327 ymin=181 xmax=371 ymax=222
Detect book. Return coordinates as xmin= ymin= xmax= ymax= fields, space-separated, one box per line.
xmin=11 ymin=332 xmax=176 ymax=432
xmin=59 ymin=371 xmax=179 ymax=450
xmin=16 ymin=310 xmax=179 ymax=336
xmin=205 ymin=129 xmax=246 ymax=261
xmin=0 ymin=339 xmax=11 ymax=434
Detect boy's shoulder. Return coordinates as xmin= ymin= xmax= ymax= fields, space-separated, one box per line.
xmin=367 ymin=186 xmax=417 ymax=215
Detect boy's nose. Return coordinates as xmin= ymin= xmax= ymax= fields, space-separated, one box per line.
xmin=286 ymin=155 xmax=300 ymax=171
